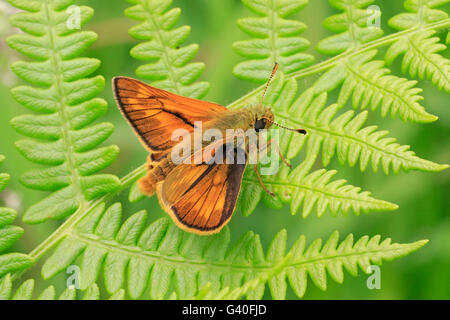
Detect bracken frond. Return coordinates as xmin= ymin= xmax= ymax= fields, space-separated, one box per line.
xmin=40 ymin=203 xmax=428 ymax=299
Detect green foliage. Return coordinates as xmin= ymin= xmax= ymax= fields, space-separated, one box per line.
xmin=126 ymin=0 xmax=209 ymax=98
xmin=269 ymin=74 xmax=445 ymax=173
xmin=317 ymin=0 xmax=383 ymax=55
xmin=314 ymin=50 xmax=437 ymax=122
xmin=387 ymin=0 xmax=450 ymax=91
xmin=41 ymin=203 xmax=426 ymax=299
xmin=233 ymin=0 xmax=315 ymax=82
xmin=6 ymin=0 xmax=120 ymax=223
xmin=0 ymin=155 xmax=33 ymax=278
xmin=0 ymin=275 xmax=124 ymax=300
xmin=184 ymin=254 xmax=292 ymax=300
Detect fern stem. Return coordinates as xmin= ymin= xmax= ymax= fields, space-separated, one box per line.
xmin=227 ymin=19 xmax=450 ymax=109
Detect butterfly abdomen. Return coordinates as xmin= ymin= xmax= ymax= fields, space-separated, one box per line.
xmin=139 ymin=156 xmax=175 ymax=196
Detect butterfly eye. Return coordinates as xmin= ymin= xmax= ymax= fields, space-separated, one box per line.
xmin=254 ymin=118 xmax=266 ymax=132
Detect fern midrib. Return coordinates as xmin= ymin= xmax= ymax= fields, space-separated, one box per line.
xmin=242 ymin=176 xmax=387 ymax=207
xmin=139 ymin=0 xmax=182 ymax=94
xmin=69 ymin=230 xmax=409 ymax=273
xmin=227 ymin=18 xmax=450 ymax=110
xmin=44 ymin=1 xmax=85 ymax=208
xmin=274 ymin=112 xmax=429 ymax=168
xmin=343 ymin=59 xmax=426 ymax=117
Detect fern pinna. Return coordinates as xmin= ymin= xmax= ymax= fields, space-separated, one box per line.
xmin=0 ymin=0 xmax=447 ymax=300
xmin=6 ymin=0 xmax=120 ymax=223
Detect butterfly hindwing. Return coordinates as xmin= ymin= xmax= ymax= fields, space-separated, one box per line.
xmin=157 ymin=146 xmax=247 ymax=234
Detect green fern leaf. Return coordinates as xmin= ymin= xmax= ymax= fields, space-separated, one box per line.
xmin=126 ymin=0 xmax=209 ymax=98
xmin=261 ymin=74 xmax=445 ymax=173
xmin=6 ymin=0 xmax=120 ymax=223
xmin=0 ymin=275 xmax=123 ymax=300
xmin=0 ymin=155 xmax=33 ymax=278
xmin=40 ymin=203 xmax=427 ymax=299
xmin=239 ymin=158 xmax=398 ymax=218
xmin=317 ymin=0 xmax=383 ymax=55
xmin=233 ymin=0 xmax=314 ymax=82
xmin=315 ymin=50 xmax=438 ymax=122
xmin=387 ymin=0 xmax=450 ymax=91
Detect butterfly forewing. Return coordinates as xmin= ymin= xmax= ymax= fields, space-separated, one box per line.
xmin=113 ymin=77 xmax=227 ymax=153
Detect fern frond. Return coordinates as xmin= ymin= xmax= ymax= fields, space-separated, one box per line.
xmin=233 ymin=0 xmax=314 ymax=82
xmin=40 ymin=203 xmax=427 ymax=299
xmin=265 ymin=74 xmax=446 ymax=173
xmin=239 ymin=158 xmax=398 ymax=218
xmin=387 ymin=0 xmax=450 ymax=91
xmin=315 ymin=50 xmax=437 ymax=122
xmin=0 ymin=275 xmax=124 ymax=300
xmin=6 ymin=0 xmax=120 ymax=223
xmin=317 ymin=0 xmax=383 ymax=55
xmin=126 ymin=0 xmax=209 ymax=98
xmin=0 ymin=155 xmax=33 ymax=278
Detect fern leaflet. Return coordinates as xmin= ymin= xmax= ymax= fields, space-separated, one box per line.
xmin=387 ymin=0 xmax=450 ymax=92
xmin=316 ymin=0 xmax=383 ymax=55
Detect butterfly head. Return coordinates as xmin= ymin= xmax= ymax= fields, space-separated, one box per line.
xmin=252 ymin=106 xmax=274 ymax=132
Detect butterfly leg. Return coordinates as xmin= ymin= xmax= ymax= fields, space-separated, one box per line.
xmin=253 ymin=163 xmax=275 ymax=197
xmin=261 ymin=138 xmax=291 ymax=168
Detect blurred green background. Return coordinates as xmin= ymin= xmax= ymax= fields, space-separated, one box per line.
xmin=0 ymin=0 xmax=448 ymax=299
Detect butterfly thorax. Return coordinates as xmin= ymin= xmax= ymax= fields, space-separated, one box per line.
xmin=207 ymin=105 xmax=274 ymax=134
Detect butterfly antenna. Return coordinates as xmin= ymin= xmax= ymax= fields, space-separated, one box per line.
xmin=268 ymin=119 xmax=307 ymax=135
xmin=259 ymin=62 xmax=279 ymax=106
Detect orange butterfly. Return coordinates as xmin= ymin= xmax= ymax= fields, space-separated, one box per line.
xmin=113 ymin=64 xmax=306 ymax=235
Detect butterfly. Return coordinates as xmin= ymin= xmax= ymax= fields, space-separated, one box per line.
xmin=113 ymin=64 xmax=306 ymax=235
